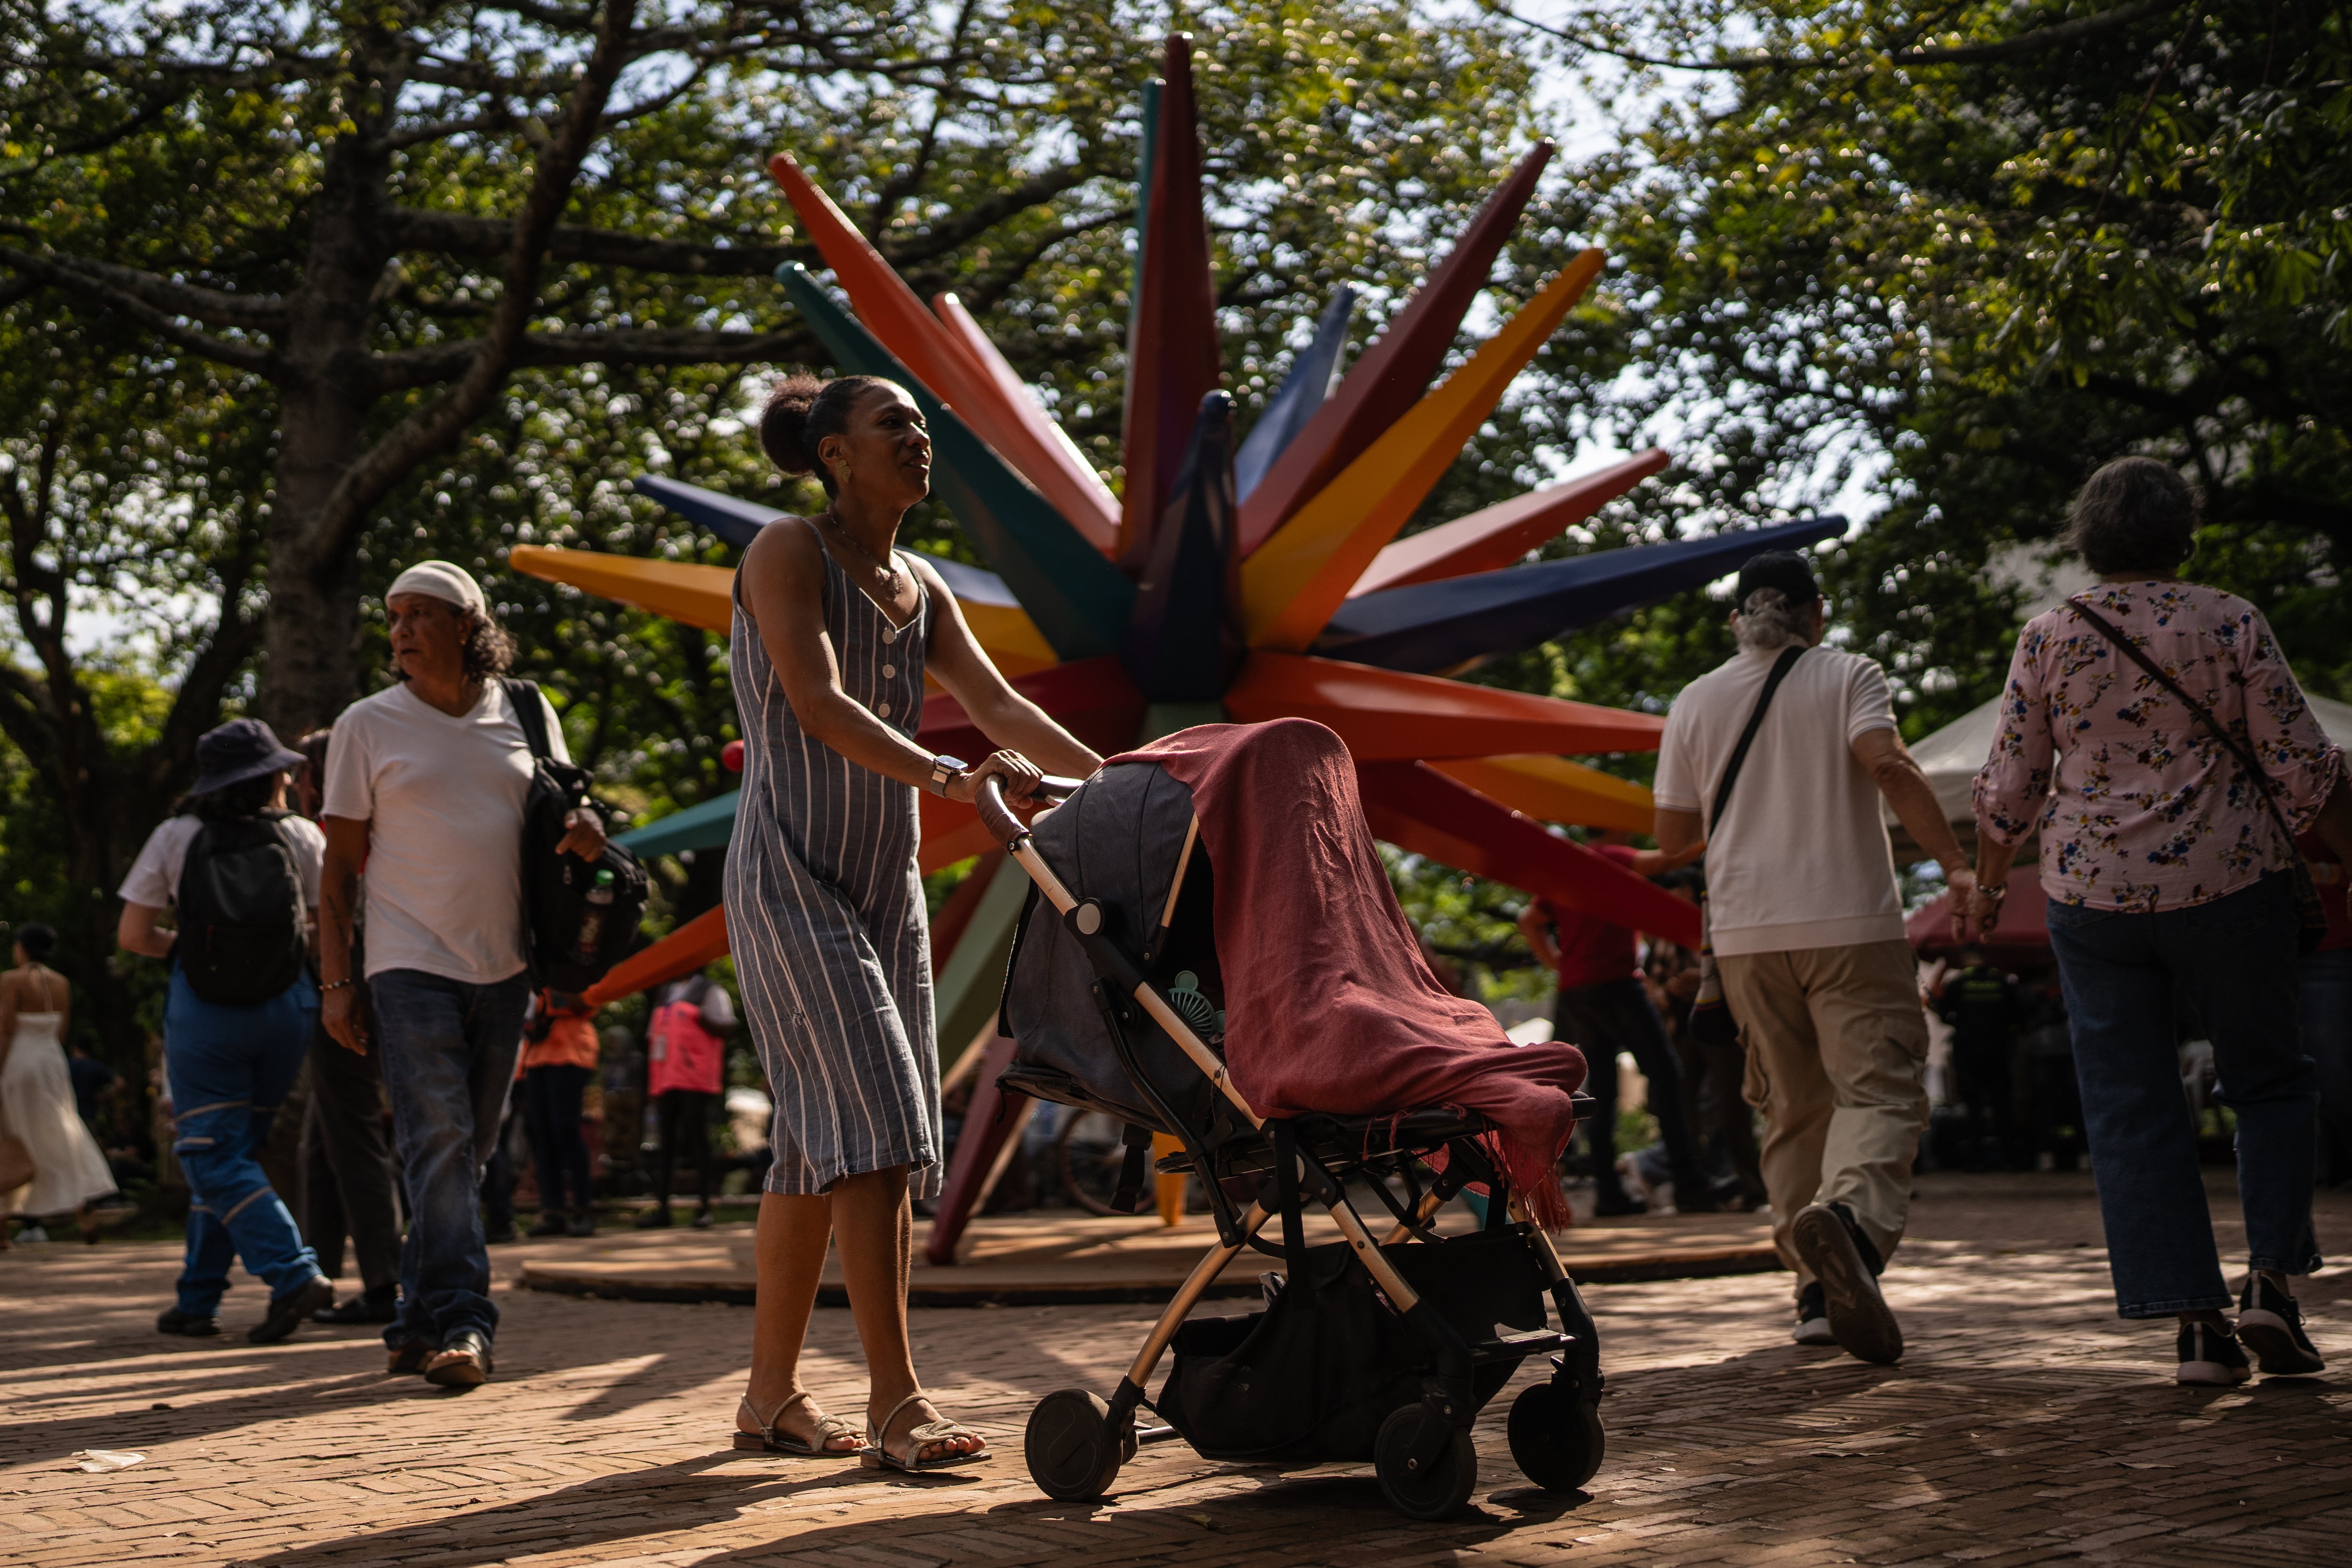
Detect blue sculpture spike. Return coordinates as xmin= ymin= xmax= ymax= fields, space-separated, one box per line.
xmin=776 ymin=263 xmax=1135 ymax=660
xmin=631 ymin=475 xmax=785 ymax=548
xmin=1312 ymin=514 xmax=1847 ymax=673
xmin=1120 ymin=391 xmax=1241 ymax=702
xmin=1234 ymin=286 xmax=1357 ymax=502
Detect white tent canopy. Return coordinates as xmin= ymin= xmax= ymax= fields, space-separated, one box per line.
xmin=1900 ymin=692 xmax=2352 ymax=826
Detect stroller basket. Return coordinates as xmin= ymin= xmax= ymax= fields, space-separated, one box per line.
xmin=973 ymin=758 xmax=1610 ymax=1522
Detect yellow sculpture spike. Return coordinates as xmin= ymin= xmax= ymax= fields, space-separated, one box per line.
xmin=508 ymin=545 xmax=1059 ymax=676
xmin=1428 ymin=755 xmax=1654 ymax=834
xmin=1239 ymin=250 xmax=1606 ymax=652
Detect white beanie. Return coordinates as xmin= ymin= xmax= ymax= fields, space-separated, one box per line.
xmin=386 ymin=560 xmax=486 ymax=616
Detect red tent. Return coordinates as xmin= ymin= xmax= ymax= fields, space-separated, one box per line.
xmin=1907 ymin=864 xmax=2049 ymax=968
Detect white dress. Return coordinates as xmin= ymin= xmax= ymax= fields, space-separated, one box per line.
xmin=0 ymin=1012 xmax=117 ymax=1218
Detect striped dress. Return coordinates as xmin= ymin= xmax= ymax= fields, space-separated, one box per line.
xmin=726 ymin=546 xmax=942 ymax=1197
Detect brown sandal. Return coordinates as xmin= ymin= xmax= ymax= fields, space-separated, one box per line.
xmin=733 ymin=1392 xmax=865 ymax=1457
xmin=860 ymin=1391 xmax=991 ymax=1473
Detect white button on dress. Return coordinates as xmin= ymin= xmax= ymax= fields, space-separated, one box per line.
xmin=882 ymin=664 xmax=897 ymax=679
xmin=876 ymin=700 xmax=892 ymax=718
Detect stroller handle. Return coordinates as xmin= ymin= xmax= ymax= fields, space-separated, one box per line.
xmin=976 ymin=772 xmax=1083 ymax=847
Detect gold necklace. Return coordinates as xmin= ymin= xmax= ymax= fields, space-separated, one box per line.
xmin=823 ymin=510 xmax=903 ymax=597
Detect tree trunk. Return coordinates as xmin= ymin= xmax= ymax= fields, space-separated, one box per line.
xmin=256 ymin=138 xmax=393 ymax=735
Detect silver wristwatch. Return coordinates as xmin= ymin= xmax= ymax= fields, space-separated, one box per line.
xmin=929 ymin=754 xmax=969 ymax=797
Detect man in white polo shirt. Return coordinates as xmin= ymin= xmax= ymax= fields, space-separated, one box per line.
xmin=1653 ymin=551 xmax=1976 ymax=1366
xmin=318 ymin=561 xmax=603 ymax=1389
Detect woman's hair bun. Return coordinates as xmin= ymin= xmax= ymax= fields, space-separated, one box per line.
xmin=15 ymin=921 xmax=56 ymax=962
xmin=758 ymin=374 xmax=826 ymax=477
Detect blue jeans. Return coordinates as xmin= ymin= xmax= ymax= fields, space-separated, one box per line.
xmin=369 ymin=967 xmax=531 ymax=1348
xmin=165 ymin=968 xmax=323 ymax=1315
xmin=2047 ymin=873 xmax=2321 ymax=1317
xmin=2304 ymin=948 xmax=2352 ymax=1183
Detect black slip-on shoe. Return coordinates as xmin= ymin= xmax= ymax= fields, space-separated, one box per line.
xmin=157 ymin=1307 xmax=223 ymax=1338
xmin=564 ymin=1209 xmax=597 ymax=1238
xmin=484 ymin=1221 xmax=520 ymax=1245
xmin=1791 ymin=1282 xmax=1837 ymax=1346
xmin=424 ymin=1329 xmax=493 ymax=1389
xmin=2236 ymin=1275 xmax=2325 ymax=1376
xmin=525 ymin=1213 xmax=566 ymax=1238
xmin=1792 ymin=1203 xmax=1902 ymax=1365
xmin=388 ymin=1337 xmax=437 ymax=1376
xmin=2177 ymin=1319 xmax=2253 ymax=1386
xmin=249 ymin=1275 xmax=336 ymax=1345
xmin=313 ymin=1286 xmax=400 ymax=1325
xmin=634 ymin=1206 xmax=674 ymax=1230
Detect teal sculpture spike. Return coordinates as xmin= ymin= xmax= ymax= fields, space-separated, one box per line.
xmin=1122 ymin=76 xmax=1161 ymax=432
xmin=1234 ymin=285 xmax=1357 ymax=502
xmin=775 ymin=263 xmax=1134 ymax=659
xmin=1121 ymin=391 xmax=1241 ymax=702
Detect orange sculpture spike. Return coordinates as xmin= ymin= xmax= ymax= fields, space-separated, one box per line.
xmin=1224 ymin=651 xmax=1663 ymax=760
xmin=1427 ymin=755 xmax=1655 ymax=833
xmin=1349 ymin=449 xmax=1670 ymax=597
xmin=1237 ymin=143 xmax=1555 ymax=554
xmin=581 ymin=905 xmax=730 ymax=1009
xmin=1239 ymin=250 xmax=1607 ymax=652
xmin=931 ymin=292 xmax=1122 ymax=552
xmin=1357 ymin=761 xmax=1700 ymax=949
xmin=509 ymin=545 xmax=734 ymax=631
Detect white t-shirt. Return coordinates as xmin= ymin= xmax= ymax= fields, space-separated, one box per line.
xmin=321 ymin=681 xmax=568 ymax=985
xmin=119 ymin=815 xmax=327 ymax=912
xmin=1653 ymin=643 xmax=1904 ymax=957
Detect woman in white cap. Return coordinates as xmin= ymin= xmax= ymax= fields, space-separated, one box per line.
xmin=727 ymin=373 xmax=1099 ymax=1471
xmin=118 ymin=718 xmax=337 ymax=1343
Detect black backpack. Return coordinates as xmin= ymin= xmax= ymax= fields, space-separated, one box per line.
xmin=503 ymin=679 xmax=650 ymax=992
xmin=177 ymin=813 xmax=308 ymax=1006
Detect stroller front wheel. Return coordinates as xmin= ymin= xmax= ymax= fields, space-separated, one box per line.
xmin=1506 ymin=1381 xmax=1605 ymax=1492
xmin=1373 ymin=1405 xmax=1478 ymax=1521
xmin=1024 ymin=1389 xmax=1127 ymax=1501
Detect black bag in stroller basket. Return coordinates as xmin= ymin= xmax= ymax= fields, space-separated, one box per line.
xmin=1158 ymin=1227 xmax=1548 ymax=1464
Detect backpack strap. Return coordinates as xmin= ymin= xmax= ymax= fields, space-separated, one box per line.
xmin=1708 ymin=642 xmax=1808 ymax=830
xmin=502 ymin=678 xmax=553 ymax=762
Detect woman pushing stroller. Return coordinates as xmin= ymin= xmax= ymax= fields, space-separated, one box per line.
xmin=725 ymin=372 xmax=1101 ymax=1469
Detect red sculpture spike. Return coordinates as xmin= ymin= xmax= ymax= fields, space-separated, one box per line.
xmin=1236 ymin=142 xmax=1555 ymax=554
xmin=1348 ymin=448 xmax=1669 ymax=596
xmin=1119 ymin=34 xmax=1223 ymax=565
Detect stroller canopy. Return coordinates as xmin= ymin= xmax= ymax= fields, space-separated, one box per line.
xmin=1112 ymin=719 xmax=1587 ymax=1213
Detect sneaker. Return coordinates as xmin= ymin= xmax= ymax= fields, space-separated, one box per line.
xmin=526 ymin=1212 xmax=566 ymax=1238
xmin=1590 ymin=1191 xmax=1647 ymax=1218
xmin=1791 ymin=1202 xmax=1902 ymax=1365
xmin=634 ymin=1206 xmax=674 ymax=1230
xmin=691 ymin=1205 xmax=715 ymax=1230
xmin=1791 ymin=1283 xmax=1837 ymax=1346
xmin=423 ymin=1329 xmax=493 ymax=1389
xmin=15 ymin=1225 xmax=48 ymax=1244
xmin=156 ymin=1307 xmax=223 ymax=1338
xmin=484 ymin=1220 xmax=520 ymax=1245
xmin=564 ymin=1208 xmax=597 ymax=1238
xmin=2236 ymin=1275 xmax=2325 ymax=1376
xmin=2176 ymin=1319 xmax=2252 ymax=1386
xmin=250 ymin=1275 xmax=336 ymax=1344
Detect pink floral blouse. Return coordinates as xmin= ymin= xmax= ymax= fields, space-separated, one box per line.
xmin=1972 ymin=581 xmax=2343 ymax=913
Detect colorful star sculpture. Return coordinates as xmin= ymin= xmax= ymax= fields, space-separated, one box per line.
xmin=516 ymin=34 xmax=1839 ymax=1256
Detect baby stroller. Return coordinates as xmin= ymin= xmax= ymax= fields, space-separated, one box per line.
xmin=976 ymin=723 xmax=1607 ymax=1521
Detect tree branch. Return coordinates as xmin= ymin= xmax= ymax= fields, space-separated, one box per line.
xmin=369 ymin=324 xmax=811 ymax=389
xmin=0 ymin=245 xmax=280 ymax=372
xmin=1482 ymin=0 xmax=2173 ymax=71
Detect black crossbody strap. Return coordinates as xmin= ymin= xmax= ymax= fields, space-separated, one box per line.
xmin=2065 ymin=599 xmax=2303 ymax=852
xmin=502 ymin=678 xmax=553 ymax=762
xmin=1708 ymin=643 xmax=1808 ymax=829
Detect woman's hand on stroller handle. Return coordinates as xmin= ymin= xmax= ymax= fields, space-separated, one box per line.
xmin=964 ymin=754 xmax=1083 ymax=845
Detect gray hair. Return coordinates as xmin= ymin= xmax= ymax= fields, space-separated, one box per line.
xmin=2060 ymin=456 xmax=2199 ymax=576
xmin=1733 ymin=586 xmax=1807 ymax=651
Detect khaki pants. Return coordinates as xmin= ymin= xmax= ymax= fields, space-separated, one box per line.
xmin=1717 ymin=938 xmax=1930 ymax=1286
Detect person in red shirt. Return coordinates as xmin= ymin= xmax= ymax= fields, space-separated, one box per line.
xmin=1518 ymin=829 xmax=1714 ymax=1215
xmin=2300 ymin=831 xmax=2352 ymax=1186
xmin=638 ymin=972 xmax=736 ymax=1229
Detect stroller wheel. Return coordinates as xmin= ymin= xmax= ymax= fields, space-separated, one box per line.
xmin=1024 ymin=1389 xmax=1126 ymax=1501
xmin=1506 ymin=1382 xmax=1605 ymax=1492
xmin=1373 ymin=1405 xmax=1478 ymax=1521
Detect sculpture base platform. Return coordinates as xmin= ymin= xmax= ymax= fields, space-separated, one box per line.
xmin=513 ymin=1205 xmax=1778 ymax=1308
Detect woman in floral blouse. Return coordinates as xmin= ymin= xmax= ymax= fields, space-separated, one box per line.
xmin=1967 ymin=457 xmax=2352 ymax=1387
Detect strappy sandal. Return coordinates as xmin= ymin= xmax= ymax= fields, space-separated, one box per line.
xmin=860 ymin=1391 xmax=992 ymax=1473
xmin=733 ymin=1391 xmax=865 ymax=1457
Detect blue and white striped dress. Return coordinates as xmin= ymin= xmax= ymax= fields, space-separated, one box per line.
xmin=726 ymin=546 xmax=942 ymax=1197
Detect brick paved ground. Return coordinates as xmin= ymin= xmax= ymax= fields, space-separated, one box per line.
xmin=5 ymin=1172 xmax=2349 ymax=1568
